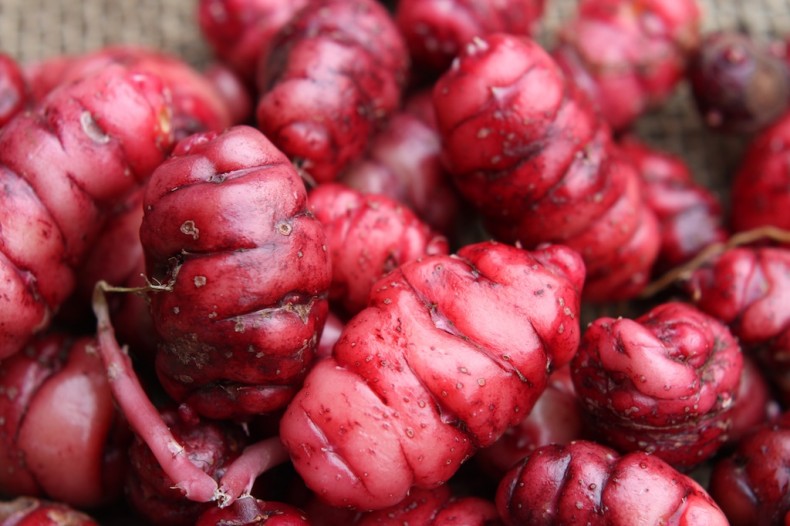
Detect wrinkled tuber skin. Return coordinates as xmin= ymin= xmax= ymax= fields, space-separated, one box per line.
xmin=197 ymin=0 xmax=310 ymax=84
xmin=619 ymin=137 xmax=728 ymax=270
xmin=0 ymin=64 xmax=172 ymax=360
xmin=709 ymin=411 xmax=790 ymax=526
xmin=355 ymin=485 xmax=501 ymax=526
xmin=433 ymin=34 xmax=660 ymax=301
xmin=0 ymin=54 xmax=27 ymax=128
xmin=279 ymin=241 xmax=585 ymax=510
xmin=475 ymin=365 xmax=583 ymax=478
xmin=255 ymin=0 xmax=409 ymax=183
xmin=126 ymin=407 xmax=246 ymax=526
xmin=0 ymin=334 xmax=129 ymax=508
xmin=195 ymin=496 xmax=310 ymax=525
xmin=394 ymin=0 xmax=546 ymax=75
xmin=0 ymin=498 xmax=99 ymax=526
xmin=689 ymin=30 xmax=790 ymax=134
xmin=730 ymin=112 xmax=790 ymax=234
xmin=339 ymin=91 xmax=461 ymax=235
xmin=140 ymin=125 xmax=331 ymax=419
xmin=25 ymin=45 xmax=231 ymax=140
xmin=684 ymin=247 xmax=790 ymax=404
xmin=308 ymin=183 xmax=449 ymax=315
xmin=571 ymin=301 xmax=743 ymax=469
xmin=496 ymin=440 xmax=728 ymax=526
xmin=553 ymin=0 xmax=701 ymax=132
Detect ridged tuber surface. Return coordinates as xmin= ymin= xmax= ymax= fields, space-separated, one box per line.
xmin=685 ymin=246 xmax=790 ymax=404
xmin=140 ymin=125 xmax=331 ymax=419
xmin=0 ymin=334 xmax=129 ymax=509
xmin=619 ymin=137 xmax=727 ymax=270
xmin=197 ymin=0 xmax=310 ymax=83
xmin=553 ymin=0 xmax=701 ymax=131
xmin=255 ymin=0 xmax=408 ymax=183
xmin=708 ymin=411 xmax=790 ymax=526
xmin=496 ymin=440 xmax=728 ymax=525
xmin=394 ymin=0 xmax=545 ymax=75
xmin=308 ymin=183 xmax=449 ymax=315
xmin=0 ymin=63 xmax=172 ymax=360
xmin=0 ymin=497 xmax=99 ymax=526
xmin=571 ymin=301 xmax=743 ymax=469
xmin=689 ymin=30 xmax=790 ymax=134
xmin=279 ymin=241 xmax=585 ymax=510
xmin=433 ymin=33 xmax=659 ymax=301
xmin=730 ymin=112 xmax=790 ymax=234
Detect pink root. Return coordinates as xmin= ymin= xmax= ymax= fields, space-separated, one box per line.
xmin=92 ymin=281 xmax=220 ymax=503
xmin=217 ymin=437 xmax=289 ymax=506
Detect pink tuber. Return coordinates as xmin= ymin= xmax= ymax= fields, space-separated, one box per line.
xmin=571 ymin=301 xmax=743 ymax=469
xmin=255 ymin=0 xmax=409 ymax=183
xmin=553 ymin=0 xmax=701 ymax=131
xmin=433 ymin=33 xmax=660 ymax=301
xmin=0 ymin=53 xmax=27 ymax=128
xmin=0 ymin=63 xmax=173 ymax=359
xmin=496 ymin=440 xmax=728 ymax=525
xmin=0 ymin=497 xmax=99 ymax=526
xmin=195 ymin=496 xmax=310 ymax=525
xmin=278 ymin=241 xmax=585 ymax=509
xmin=308 ymin=182 xmax=449 ymax=315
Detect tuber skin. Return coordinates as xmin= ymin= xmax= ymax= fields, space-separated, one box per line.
xmin=619 ymin=137 xmax=728 ymax=270
xmin=278 ymin=241 xmax=585 ymax=510
xmin=394 ymin=0 xmax=546 ymax=76
xmin=727 ymin=355 xmax=780 ymax=446
xmin=0 ymin=334 xmax=129 ymax=509
xmin=195 ymin=496 xmax=310 ymax=525
xmin=255 ymin=0 xmax=409 ymax=183
xmin=0 ymin=53 xmax=27 ymax=128
xmin=0 ymin=497 xmax=99 ymax=526
xmin=684 ymin=246 xmax=790 ymax=405
xmin=139 ymin=125 xmax=331 ymax=420
xmin=125 ymin=406 xmax=247 ymax=526
xmin=203 ymin=62 xmax=255 ymax=125
xmin=571 ymin=301 xmax=743 ymax=470
xmin=197 ymin=0 xmax=310 ymax=84
xmin=339 ymin=90 xmax=462 ymax=235
xmin=475 ymin=365 xmax=583 ymax=478
xmin=730 ymin=111 xmax=790 ymax=234
xmin=689 ymin=30 xmax=790 ymax=134
xmin=24 ymin=46 xmax=232 ymax=140
xmin=496 ymin=440 xmax=728 ymax=525
xmin=708 ymin=411 xmax=790 ymax=526
xmin=308 ymin=183 xmax=449 ymax=315
xmin=0 ymin=63 xmax=173 ymax=356
xmin=433 ymin=33 xmax=660 ymax=301
xmin=553 ymin=0 xmax=701 ymax=132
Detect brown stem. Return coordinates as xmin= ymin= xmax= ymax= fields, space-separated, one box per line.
xmin=92 ymin=281 xmax=220 ymax=503
xmin=640 ymin=226 xmax=790 ymax=298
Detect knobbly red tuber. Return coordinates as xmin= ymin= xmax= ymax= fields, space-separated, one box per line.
xmin=308 ymin=183 xmax=449 ymax=315
xmin=684 ymin=246 xmax=790 ymax=404
xmin=0 ymin=53 xmax=27 ymax=128
xmin=619 ymin=137 xmax=728 ymax=270
xmin=709 ymin=411 xmax=790 ymax=526
xmin=278 ymin=241 xmax=585 ymax=510
xmin=394 ymin=0 xmax=546 ymax=76
xmin=197 ymin=0 xmax=310 ymax=84
xmin=0 ymin=497 xmax=99 ymax=526
xmin=138 ymin=125 xmax=331 ymax=420
xmin=339 ymin=90 xmax=461 ymax=235
xmin=0 ymin=63 xmax=173 ymax=360
xmin=571 ymin=301 xmax=743 ymax=469
xmin=0 ymin=334 xmax=129 ymax=508
xmin=553 ymin=0 xmax=701 ymax=131
xmin=195 ymin=496 xmax=310 ymax=525
xmin=496 ymin=440 xmax=728 ymax=525
xmin=433 ymin=33 xmax=660 ymax=301
xmin=730 ymin=112 xmax=790 ymax=234
xmin=689 ymin=30 xmax=790 ymax=134
xmin=255 ymin=0 xmax=409 ymax=183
